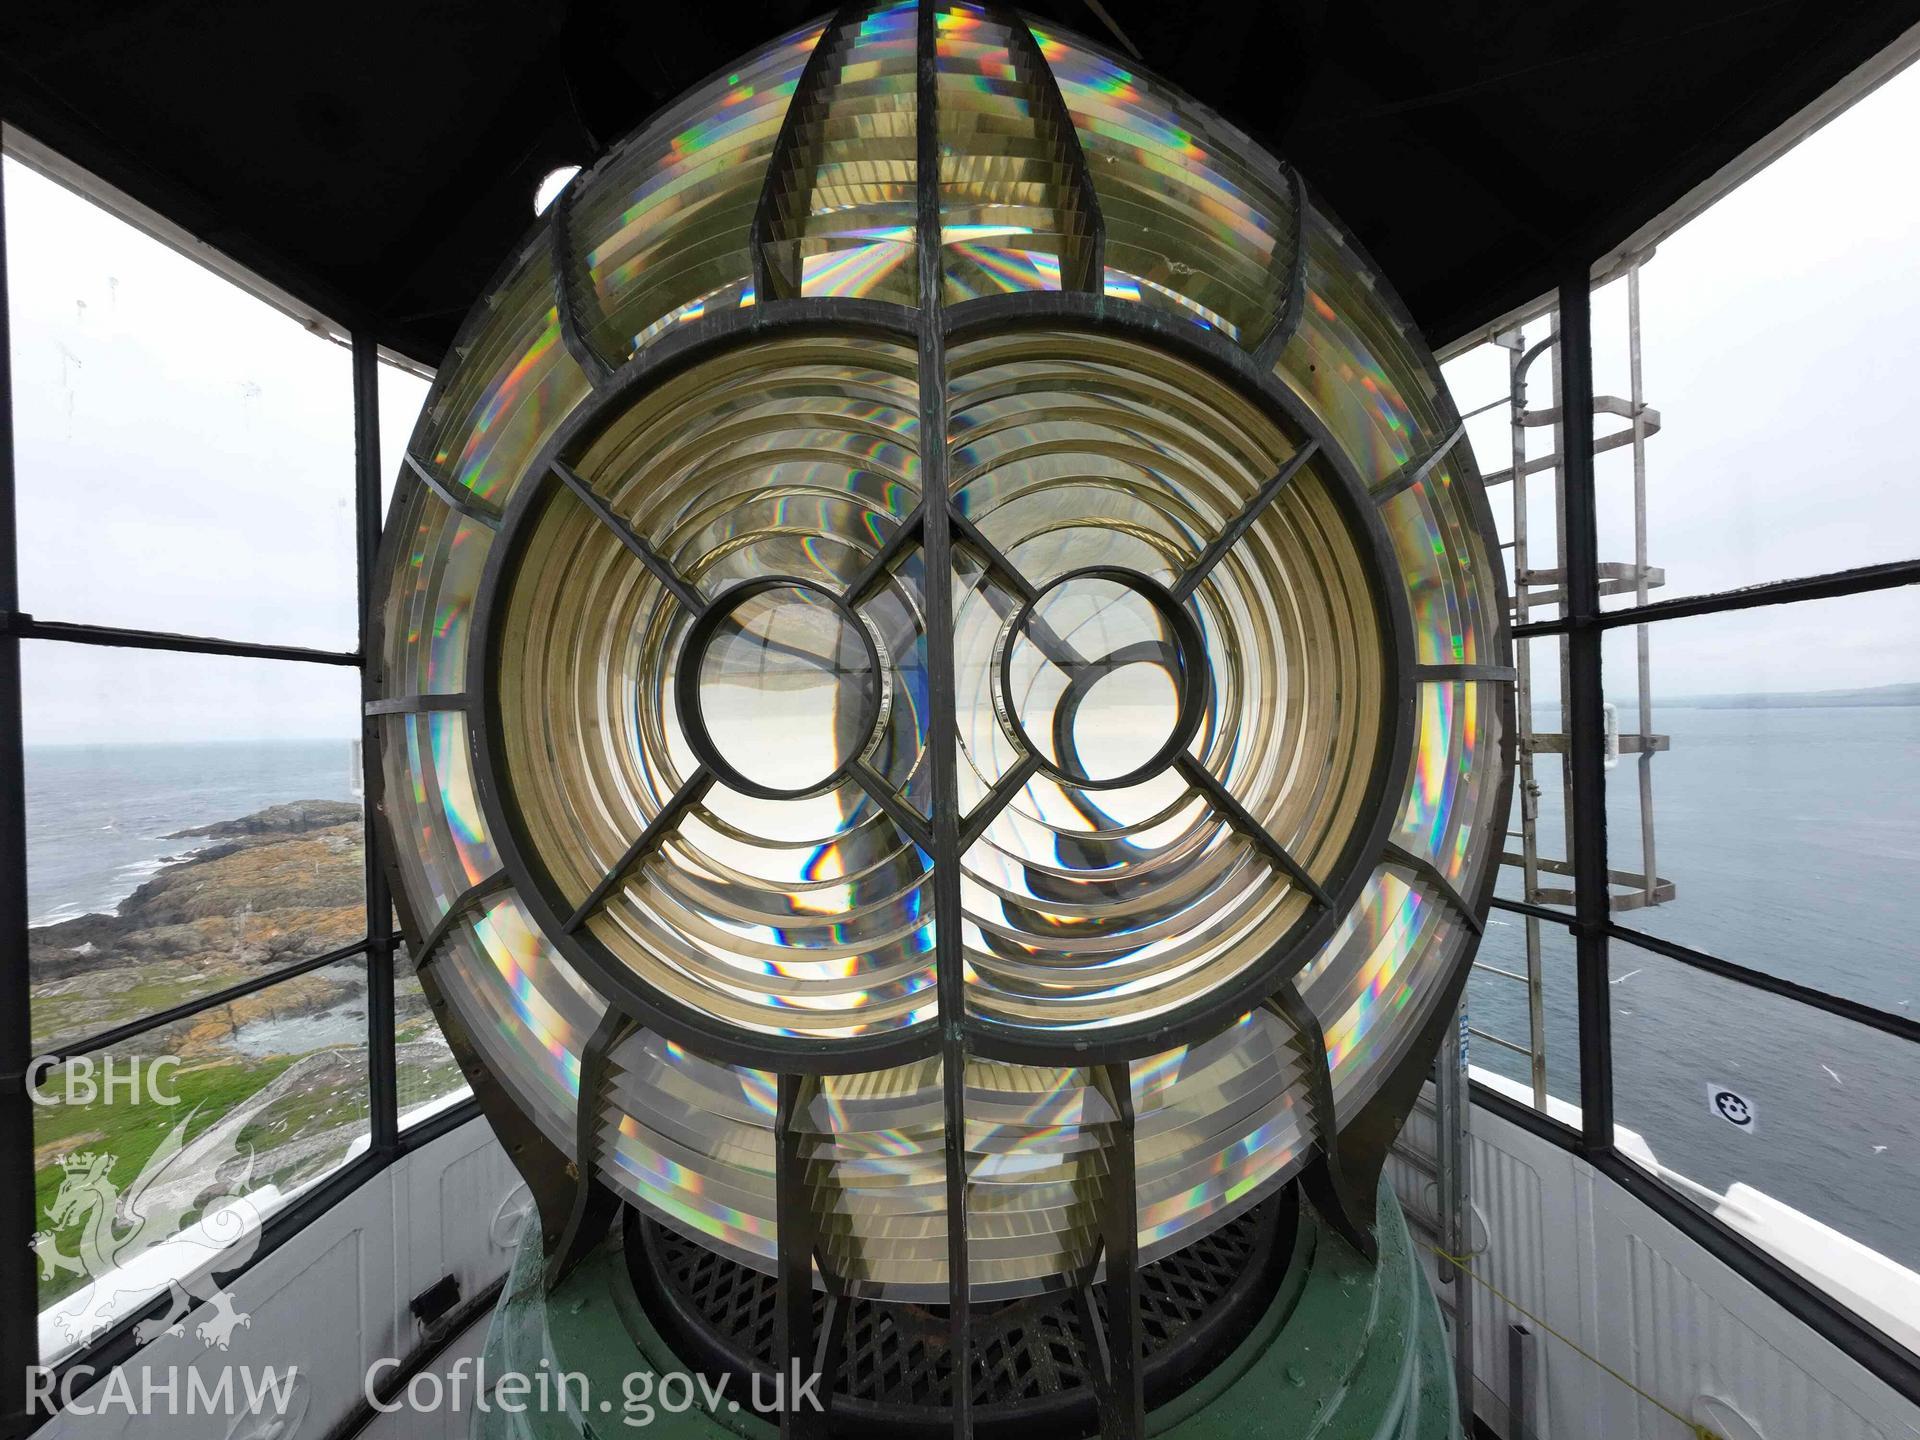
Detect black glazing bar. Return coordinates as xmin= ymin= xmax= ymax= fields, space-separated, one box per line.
xmin=1488 ymin=895 xmax=1575 ymax=929
xmin=415 ymin=870 xmax=515 ymax=972
xmin=0 ymin=157 xmax=38 ymax=1408
xmin=999 ymin=6 xmax=1104 ymax=291
xmin=1558 ymin=274 xmax=1614 ymax=1154
xmin=958 ymin=756 xmax=1038 ymax=850
xmin=841 ymin=504 xmax=926 ymax=608
xmin=1094 ymin=1062 xmax=1143 ymax=1439
xmin=1262 ymin=981 xmax=1374 ymax=1260
xmin=775 ymin=1073 xmax=828 ymax=1440
xmin=548 ymin=174 xmax=615 ymax=386
xmin=1585 ymin=1148 xmax=1920 ymax=1409
xmin=354 ymin=331 xmax=400 ymax=1158
xmin=1171 ymin=441 xmax=1320 ymax=602
xmin=550 ymin=459 xmax=708 ymax=615
xmin=752 ymin=5 xmax=869 ymax=304
xmin=915 ymin=4 xmax=973 ymax=1433
xmin=563 ymin=769 xmax=714 ymax=933
xmin=1414 ymin=663 xmax=1517 ymax=683
xmin=1252 ymin=164 xmax=1310 ymax=368
xmin=42 ymin=940 xmax=372 ymax=1065
xmin=1609 ymin=923 xmax=1920 ymax=1047
xmin=404 ymin=452 xmax=503 ymax=531
xmin=1465 ymin=1082 xmax=1920 ymax=1412
xmin=1513 ymin=556 xmax=1920 ymax=638
xmin=364 ymin=693 xmax=468 ymax=716
xmin=4 ymin=615 xmax=360 ymax=666
xmin=848 ymin=756 xmax=934 ymax=851
xmin=1383 ymin=843 xmax=1485 ymax=937
xmin=1175 ymin=751 xmax=1332 ymax=908
xmin=1371 ymin=422 xmax=1467 ymax=506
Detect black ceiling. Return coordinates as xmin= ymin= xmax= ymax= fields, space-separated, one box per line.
xmin=3 ymin=1 xmax=1913 ymax=367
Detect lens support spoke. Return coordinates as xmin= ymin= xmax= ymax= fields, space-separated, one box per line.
xmin=562 ymin=768 xmax=717 ymax=934
xmin=551 ymin=458 xmax=706 ymax=615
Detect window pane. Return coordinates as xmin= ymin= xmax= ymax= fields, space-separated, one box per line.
xmin=1591 ymin=63 xmax=1920 ymax=604
xmin=396 ymin=937 xmax=470 ymax=1124
xmin=1467 ymin=914 xmax=1580 ymax=1113
xmin=35 ymin=957 xmax=371 ymax=1358
xmin=24 ymin=643 xmax=364 ymax=1052
xmin=3 ymin=156 xmax=356 ymax=649
xmin=378 ymin=356 xmax=432 ymax=516
xmin=1603 ymin=588 xmax=1920 ymax=1016
xmin=1610 ymin=941 xmax=1920 ymax=1350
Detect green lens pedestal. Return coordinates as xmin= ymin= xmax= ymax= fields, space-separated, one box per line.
xmin=473 ymin=1180 xmax=1460 ymax=1440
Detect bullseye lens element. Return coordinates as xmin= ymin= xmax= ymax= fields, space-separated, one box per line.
xmin=1000 ymin=568 xmax=1198 ymax=788
xmin=684 ymin=581 xmax=882 ymax=798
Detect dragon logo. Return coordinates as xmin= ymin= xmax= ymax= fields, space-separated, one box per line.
xmin=35 ymin=1105 xmax=264 ymax=1351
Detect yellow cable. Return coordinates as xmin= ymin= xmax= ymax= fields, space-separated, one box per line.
xmin=1424 ymin=1243 xmax=1722 ymax=1440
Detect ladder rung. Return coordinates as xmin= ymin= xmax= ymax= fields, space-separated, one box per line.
xmin=1468 ymin=1025 xmax=1533 ymax=1057
xmin=1472 ymin=962 xmax=1530 ymax=984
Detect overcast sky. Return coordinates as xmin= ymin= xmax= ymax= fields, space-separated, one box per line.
xmin=1440 ymin=55 xmax=1920 ymax=700
xmin=5 ymin=52 xmax=1918 ymax=744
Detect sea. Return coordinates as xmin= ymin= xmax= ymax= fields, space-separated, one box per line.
xmin=22 ymin=710 xmax=1920 ymax=1269
xmin=24 ymin=737 xmax=360 ymax=927
xmin=1471 ymin=702 xmax=1920 ymax=1270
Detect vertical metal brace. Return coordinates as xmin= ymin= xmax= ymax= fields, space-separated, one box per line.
xmin=547 ymin=1008 xmax=636 ymax=1285
xmin=353 ymin=333 xmax=400 ymax=1159
xmin=1557 ymin=273 xmax=1614 ymax=1152
xmin=1252 ymin=165 xmax=1310 ymax=368
xmin=1087 ymin=1062 xmax=1143 ymax=1440
xmin=997 ymin=5 xmax=1105 ymax=292
xmin=775 ymin=1073 xmax=831 ymax=1440
xmin=752 ymin=5 xmax=873 ymax=303
xmin=0 ymin=152 xmax=41 ymax=1423
xmin=1263 ymin=985 xmax=1376 ymax=1260
xmin=549 ymin=173 xmax=616 ymax=386
xmin=1501 ymin=324 xmax=1551 ymax=1109
xmin=1432 ymin=999 xmax=1474 ymax=1413
xmin=914 ymin=3 xmax=975 ymax=1433
xmin=1626 ymin=262 xmax=1660 ymax=913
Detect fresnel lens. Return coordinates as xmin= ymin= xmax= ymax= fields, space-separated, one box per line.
xmin=373 ymin=4 xmax=1510 ymax=1433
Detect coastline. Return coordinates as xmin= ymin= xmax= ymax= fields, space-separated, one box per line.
xmin=28 ymin=794 xmax=465 ymax=1315
xmin=28 ymin=799 xmax=368 ymax=1056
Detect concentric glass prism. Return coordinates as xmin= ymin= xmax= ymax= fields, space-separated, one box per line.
xmin=373 ymin=1 xmax=1509 ymax=1304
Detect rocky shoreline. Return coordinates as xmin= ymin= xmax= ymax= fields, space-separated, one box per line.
xmin=29 ymin=799 xmax=375 ymax=1055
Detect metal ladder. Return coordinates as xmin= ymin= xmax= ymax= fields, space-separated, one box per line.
xmin=1476 ymin=257 xmax=1677 ymax=1108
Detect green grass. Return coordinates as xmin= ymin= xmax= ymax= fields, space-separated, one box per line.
xmin=34 ymin=1056 xmax=297 ymax=1308
xmin=32 ymin=970 xmax=259 ymax=1052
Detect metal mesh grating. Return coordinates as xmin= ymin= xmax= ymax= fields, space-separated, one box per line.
xmin=630 ymin=1192 xmax=1290 ymax=1433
